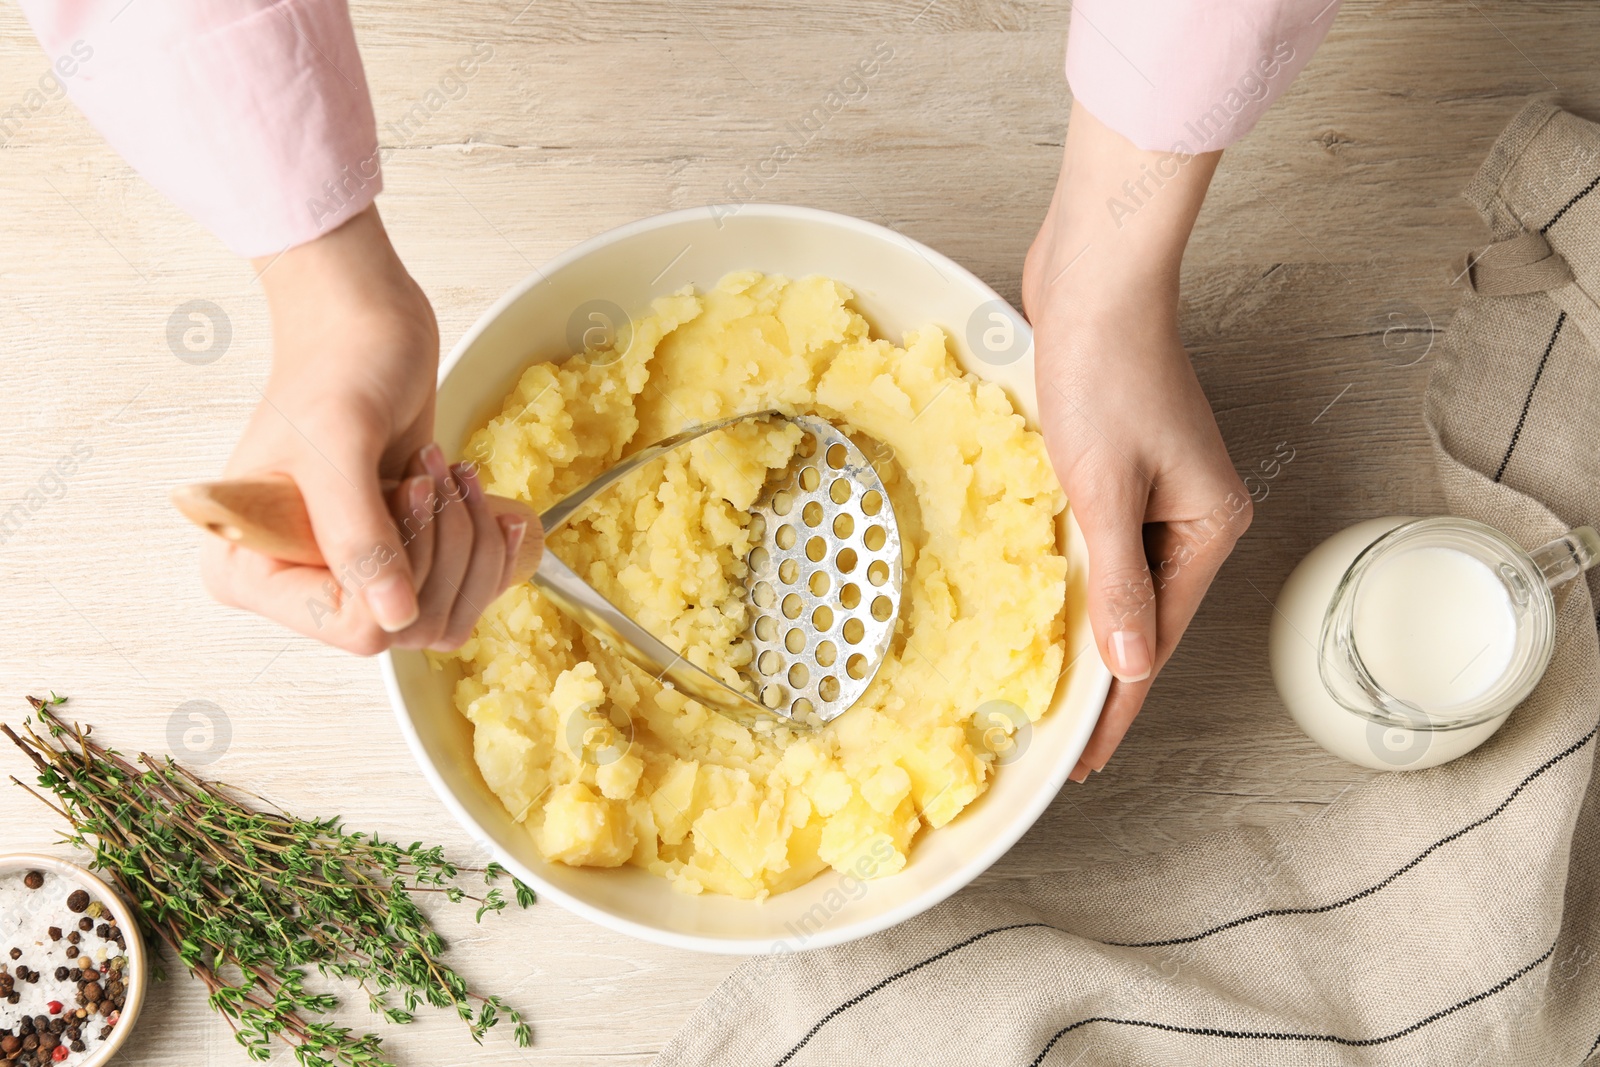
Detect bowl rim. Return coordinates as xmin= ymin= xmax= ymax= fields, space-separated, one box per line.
xmin=383 ymin=202 xmax=1111 ymax=954
xmin=0 ymin=852 xmax=148 ymax=1065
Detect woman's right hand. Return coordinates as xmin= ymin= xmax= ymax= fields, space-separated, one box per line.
xmin=198 ymin=205 xmax=525 ymax=654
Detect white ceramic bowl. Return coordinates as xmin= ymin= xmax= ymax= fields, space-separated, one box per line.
xmin=0 ymin=853 xmax=147 ymax=1065
xmin=383 ymin=204 xmax=1111 ymax=954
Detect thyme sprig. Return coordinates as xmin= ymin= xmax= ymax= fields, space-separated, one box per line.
xmin=4 ymin=695 xmax=535 ymax=1065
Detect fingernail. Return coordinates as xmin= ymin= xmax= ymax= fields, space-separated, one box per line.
xmin=407 ymin=475 xmax=431 ymax=513
xmin=366 ymin=574 xmax=419 ymax=633
xmin=1109 ymin=630 xmax=1152 ymax=683
xmin=453 ymin=462 xmax=482 ymax=500
xmin=420 ymin=442 xmax=448 ymax=482
xmin=500 ymin=515 xmax=527 ymax=556
xmin=1068 ymin=759 xmax=1091 ymax=784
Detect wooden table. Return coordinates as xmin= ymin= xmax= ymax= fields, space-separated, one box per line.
xmin=1 ymin=2 xmax=1596 ymax=1063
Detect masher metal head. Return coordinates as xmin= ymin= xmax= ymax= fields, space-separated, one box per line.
xmin=740 ymin=416 xmax=902 ymax=725
xmin=533 ymin=411 xmax=902 ymax=726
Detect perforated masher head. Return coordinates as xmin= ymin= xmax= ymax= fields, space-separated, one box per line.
xmin=530 ymin=411 xmax=903 ymax=727
xmin=739 ymin=415 xmax=902 ymax=725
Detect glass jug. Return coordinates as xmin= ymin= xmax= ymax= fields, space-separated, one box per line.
xmin=1271 ymin=517 xmax=1599 ymax=770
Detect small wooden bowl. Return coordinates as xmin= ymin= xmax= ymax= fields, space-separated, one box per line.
xmin=0 ymin=853 xmax=147 ymax=1066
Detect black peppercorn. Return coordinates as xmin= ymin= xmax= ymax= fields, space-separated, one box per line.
xmin=6 ymin=948 xmax=18 ymax=960
xmin=53 ymin=967 xmax=67 ymax=981
xmin=66 ymin=932 xmax=79 ymax=945
xmin=67 ymin=969 xmax=80 ymax=982
xmin=17 ymin=1017 xmax=32 ymax=1035
xmin=94 ymin=923 xmax=109 ymax=939
xmin=76 ymin=919 xmax=91 ymax=932
xmin=46 ymin=927 xmax=60 ymax=942
xmin=22 ymin=871 xmax=43 ymax=890
xmin=24 ymin=971 xmax=38 ymax=984
xmin=64 ymin=890 xmax=89 ymax=913
xmin=7 ymin=991 xmax=19 ymax=1004
xmin=64 ymin=947 xmax=77 ymax=959
xmin=70 ymin=1040 xmax=84 ymax=1053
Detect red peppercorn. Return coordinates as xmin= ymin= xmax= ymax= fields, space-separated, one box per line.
xmin=46 ymin=1002 xmax=61 ymax=1015
xmin=53 ymin=1045 xmax=70 ymax=1062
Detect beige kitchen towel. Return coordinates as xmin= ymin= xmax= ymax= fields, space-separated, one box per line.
xmin=655 ymin=99 xmax=1600 ymax=1067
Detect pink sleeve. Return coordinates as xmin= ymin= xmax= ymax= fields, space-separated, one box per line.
xmin=17 ymin=0 xmax=381 ymax=258
xmin=1066 ymin=0 xmax=1341 ymax=154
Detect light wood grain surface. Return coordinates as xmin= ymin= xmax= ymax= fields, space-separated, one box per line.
xmin=1 ymin=2 xmax=1597 ymax=1063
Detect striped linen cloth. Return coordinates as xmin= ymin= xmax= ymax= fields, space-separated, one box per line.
xmin=655 ymin=100 xmax=1600 ymax=1067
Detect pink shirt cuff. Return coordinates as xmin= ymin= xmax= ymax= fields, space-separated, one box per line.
xmin=1067 ymin=0 xmax=1341 ymax=154
xmin=19 ymin=0 xmax=381 ymax=258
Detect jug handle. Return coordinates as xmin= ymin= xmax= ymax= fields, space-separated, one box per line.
xmin=1530 ymin=526 xmax=1600 ymax=590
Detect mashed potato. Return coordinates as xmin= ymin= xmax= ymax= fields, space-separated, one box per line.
xmin=446 ymin=272 xmax=1067 ymax=898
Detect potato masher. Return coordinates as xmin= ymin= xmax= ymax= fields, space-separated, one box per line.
xmin=172 ymin=411 xmax=903 ymax=727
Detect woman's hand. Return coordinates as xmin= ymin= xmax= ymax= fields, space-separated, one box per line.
xmin=1023 ymin=103 xmax=1251 ymax=781
xmin=199 ymin=205 xmax=525 ymax=654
